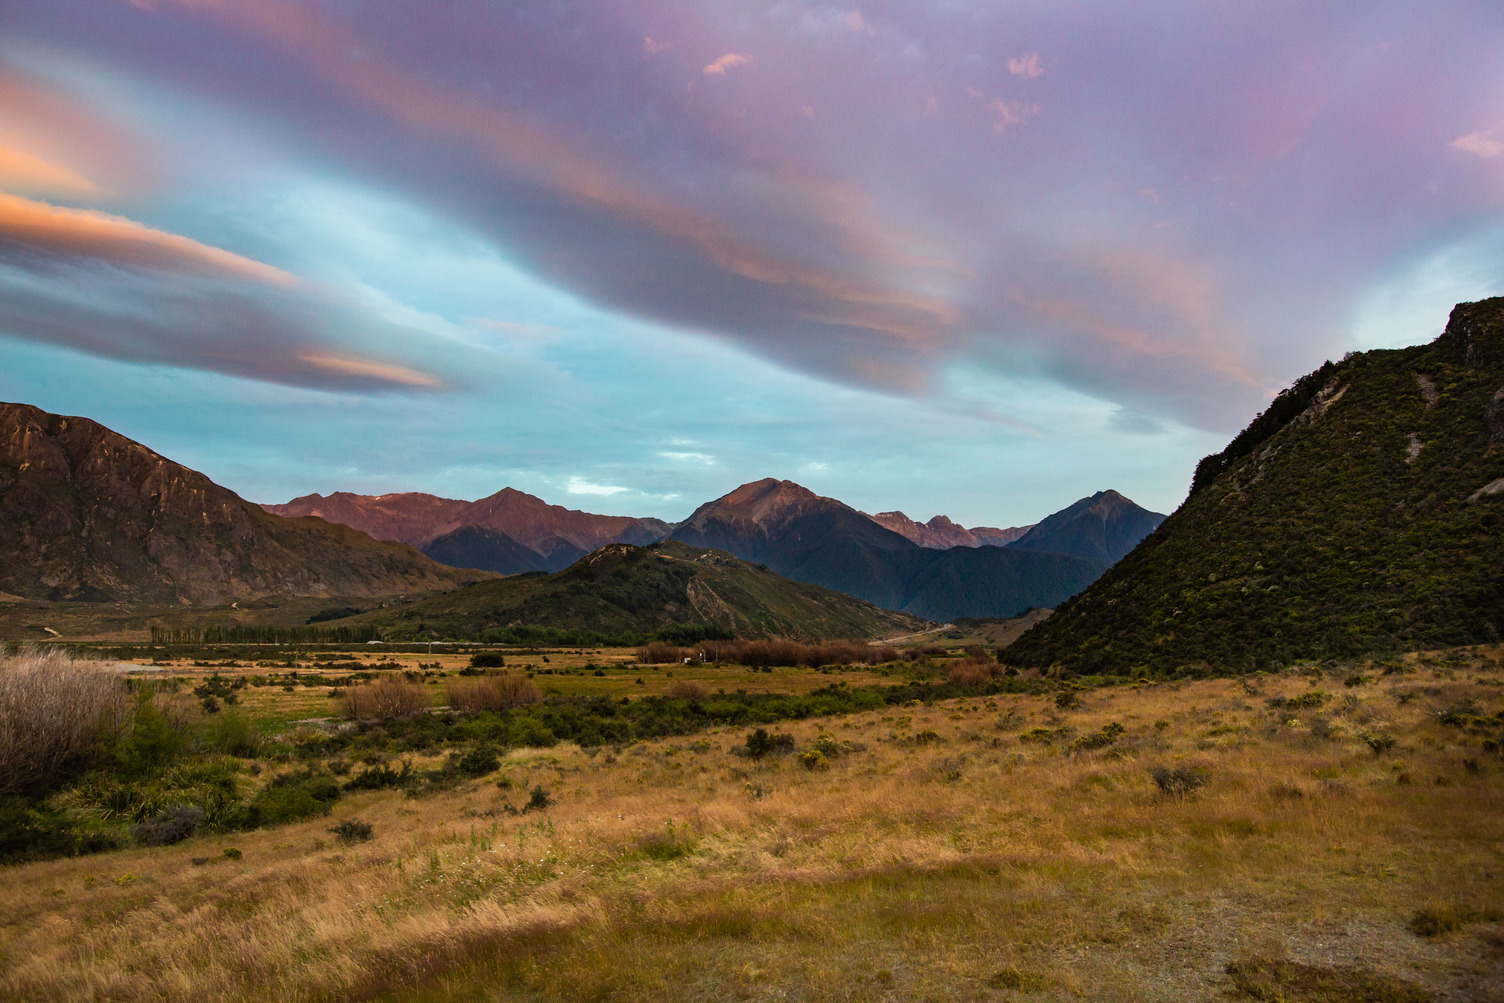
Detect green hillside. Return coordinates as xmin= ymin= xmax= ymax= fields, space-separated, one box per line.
xmin=1006 ymin=297 xmax=1504 ymax=675
xmin=357 ymin=540 xmax=929 ymax=642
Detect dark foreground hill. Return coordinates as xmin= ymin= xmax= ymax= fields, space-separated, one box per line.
xmin=354 ymin=540 xmax=929 ymax=642
xmin=1006 ymin=297 xmax=1504 ymax=674
xmin=0 ymin=403 xmax=484 ymax=604
xmin=669 ymin=478 xmax=1111 ymax=619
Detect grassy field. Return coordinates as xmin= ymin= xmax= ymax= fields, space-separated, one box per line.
xmin=2 ymin=647 xmax=1503 ymax=1000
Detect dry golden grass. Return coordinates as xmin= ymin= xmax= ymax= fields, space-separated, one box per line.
xmin=0 ymin=645 xmax=127 ymax=795
xmin=3 ymin=655 xmax=1503 ymax=1000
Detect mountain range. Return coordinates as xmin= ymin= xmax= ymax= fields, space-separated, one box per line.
xmin=1005 ymin=296 xmax=1504 ymax=674
xmin=263 ymin=489 xmax=670 ymax=573
xmin=264 ymin=478 xmax=1164 ymax=621
xmin=0 ymin=403 xmax=483 ymax=604
xmin=865 ymin=511 xmax=1032 ymax=549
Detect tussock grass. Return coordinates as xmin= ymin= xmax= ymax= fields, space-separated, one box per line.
xmin=444 ymin=674 xmax=540 ymax=712
xmin=0 ymin=645 xmax=127 ymax=795
xmin=339 ymin=676 xmax=430 ymax=720
xmin=2 ymin=656 xmax=1503 ymax=1000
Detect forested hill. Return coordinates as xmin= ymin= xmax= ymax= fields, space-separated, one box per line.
xmin=1005 ymin=297 xmax=1504 ymax=675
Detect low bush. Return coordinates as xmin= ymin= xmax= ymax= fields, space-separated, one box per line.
xmin=239 ymin=769 xmax=341 ymax=827
xmin=1073 ymin=721 xmax=1125 ymax=751
xmin=469 ymin=651 xmax=506 ymax=669
xmin=341 ymin=678 xmax=430 ymax=720
xmin=665 ymin=680 xmax=710 ymax=700
xmin=133 ymin=806 xmax=204 ymax=847
xmin=744 ymin=728 xmax=795 ymax=760
xmin=329 ymin=818 xmax=374 ymax=844
xmin=343 ymin=761 xmax=411 ymax=791
xmin=1150 ymin=764 xmax=1206 ymax=797
xmin=524 ymin=785 xmax=552 ymax=812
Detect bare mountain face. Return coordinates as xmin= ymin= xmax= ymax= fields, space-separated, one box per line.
xmin=264 ymin=487 xmax=671 ymax=574
xmin=669 ymin=478 xmax=1109 ymax=620
xmin=1006 ymin=490 xmax=1166 ymax=565
xmin=0 ymin=404 xmax=483 ymax=604
xmin=868 ymin=510 xmax=1033 ymax=549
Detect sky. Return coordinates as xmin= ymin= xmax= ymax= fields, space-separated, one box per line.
xmin=1 ymin=2 xmax=1502 ymax=527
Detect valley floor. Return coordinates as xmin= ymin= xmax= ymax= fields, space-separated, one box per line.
xmin=3 ymin=656 xmax=1503 ymax=1001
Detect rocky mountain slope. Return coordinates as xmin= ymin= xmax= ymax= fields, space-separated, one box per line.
xmin=356 ymin=540 xmax=928 ymax=642
xmin=0 ymin=404 xmax=484 ymax=604
xmin=866 ymin=511 xmax=1032 ymax=548
xmin=1006 ymin=297 xmax=1504 ymax=674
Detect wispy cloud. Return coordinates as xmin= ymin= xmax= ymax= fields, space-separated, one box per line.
xmin=473 ymin=318 xmax=559 ymax=338
xmin=566 ymin=476 xmax=628 ymax=495
xmin=660 ymin=451 xmax=715 ymax=464
xmin=702 ymin=53 xmax=751 ymax=76
xmin=0 ymin=144 xmax=101 ymax=197
xmin=993 ymin=99 xmax=1040 ymax=136
xmin=642 ymin=37 xmax=671 ymax=56
xmin=297 ymin=353 xmax=441 ymax=388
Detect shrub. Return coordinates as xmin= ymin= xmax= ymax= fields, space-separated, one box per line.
xmin=745 ymin=728 xmax=795 ymax=760
xmin=340 ymin=677 xmax=430 ymax=720
xmin=799 ymin=750 xmax=829 ymax=771
xmin=524 ymin=785 xmax=552 ymax=812
xmin=240 ymin=770 xmax=341 ymax=827
xmin=1055 ymin=690 xmax=1080 ymax=710
xmin=114 ymin=688 xmax=190 ymax=776
xmin=343 ymin=761 xmax=411 ymax=791
xmin=0 ymin=646 xmax=128 ymax=796
xmin=205 ymin=709 xmax=262 ymax=757
xmin=469 ymin=651 xmax=506 ymax=669
xmin=446 ymin=675 xmax=539 ymax=712
xmin=1150 ymin=765 xmax=1206 ymax=797
xmin=637 ymin=642 xmax=692 ymax=664
xmin=1072 ymin=721 xmax=1125 ymax=751
xmin=451 ymin=746 xmax=501 ymax=778
xmin=329 ymin=818 xmax=374 ymax=844
xmin=132 ymin=806 xmax=204 ymax=847
xmin=666 ymin=680 xmax=710 ymax=700
xmin=947 ymin=657 xmax=994 ymax=687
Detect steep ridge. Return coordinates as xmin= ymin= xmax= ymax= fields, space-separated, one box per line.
xmin=1006 ymin=297 xmax=1504 ymax=674
xmin=357 ymin=540 xmax=928 ymax=642
xmin=0 ymin=404 xmax=484 ymax=604
xmin=1007 ymin=490 xmax=1165 ymax=564
xmin=867 ymin=511 xmax=1032 ymax=548
xmin=669 ymin=478 xmax=1108 ymax=619
xmin=265 ymin=487 xmax=671 ymax=569
xmin=420 ymin=527 xmax=555 ymax=575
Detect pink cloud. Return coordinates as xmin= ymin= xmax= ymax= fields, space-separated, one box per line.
xmin=1450 ymin=130 xmax=1501 ymax=158
xmin=297 ymin=353 xmax=442 ymax=388
xmin=1008 ymin=53 xmax=1043 ymax=78
xmin=642 ymin=37 xmax=670 ymax=56
xmin=993 ymin=99 xmax=1040 ymax=135
xmin=702 ymin=53 xmax=751 ymax=76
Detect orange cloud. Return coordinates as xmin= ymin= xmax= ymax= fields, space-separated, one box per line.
xmin=0 ymin=191 xmax=294 ymax=285
xmin=473 ymin=318 xmax=559 ymax=337
xmin=703 ymin=53 xmax=751 ymax=76
xmin=297 ymin=353 xmax=442 ymax=388
xmin=0 ymin=144 xmax=101 ymax=198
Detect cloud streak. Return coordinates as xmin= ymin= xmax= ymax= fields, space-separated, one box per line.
xmin=0 ymin=191 xmax=294 ymax=284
